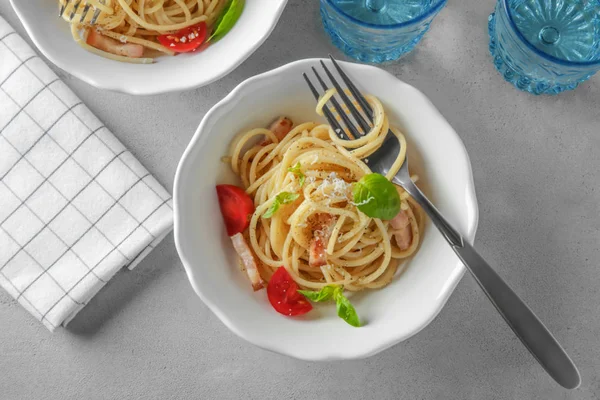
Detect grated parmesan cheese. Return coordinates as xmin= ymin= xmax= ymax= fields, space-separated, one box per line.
xmin=316 ymin=172 xmax=352 ymax=202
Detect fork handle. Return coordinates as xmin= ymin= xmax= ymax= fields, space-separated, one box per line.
xmin=398 ymin=180 xmax=581 ymax=389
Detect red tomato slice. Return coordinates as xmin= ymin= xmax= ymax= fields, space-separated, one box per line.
xmin=216 ymin=184 xmax=254 ymax=236
xmin=267 ymin=267 xmax=313 ymax=316
xmin=157 ymin=22 xmax=207 ymax=53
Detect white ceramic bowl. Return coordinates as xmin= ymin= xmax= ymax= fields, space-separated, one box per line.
xmin=174 ymin=59 xmax=478 ymax=361
xmin=9 ymin=0 xmax=288 ymax=95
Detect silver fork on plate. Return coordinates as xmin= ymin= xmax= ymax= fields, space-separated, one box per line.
xmin=59 ymin=0 xmax=104 ymax=25
xmin=303 ymin=56 xmax=580 ymax=389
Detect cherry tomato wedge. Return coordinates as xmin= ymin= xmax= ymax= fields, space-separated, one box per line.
xmin=216 ymin=184 xmax=254 ymax=236
xmin=157 ymin=22 xmax=207 ymax=53
xmin=267 ymin=267 xmax=313 ymax=316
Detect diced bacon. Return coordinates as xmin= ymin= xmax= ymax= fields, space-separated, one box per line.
xmin=230 ymin=233 xmax=264 ymax=291
xmin=390 ymin=186 xmax=413 ymax=251
xmin=308 ymin=213 xmax=335 ymax=267
xmin=309 ymin=236 xmax=327 ymax=267
xmin=390 ymin=210 xmax=412 ymax=251
xmin=86 ymin=29 xmax=144 ymax=58
xmin=389 ymin=209 xmax=409 ymax=230
xmin=260 ymin=117 xmax=293 ymax=145
xmin=270 ymin=117 xmax=293 ymax=141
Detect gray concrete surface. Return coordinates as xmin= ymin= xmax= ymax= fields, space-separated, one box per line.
xmin=1 ymin=0 xmax=599 ymax=399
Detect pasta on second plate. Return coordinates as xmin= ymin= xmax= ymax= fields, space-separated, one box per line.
xmin=59 ymin=0 xmax=232 ymax=63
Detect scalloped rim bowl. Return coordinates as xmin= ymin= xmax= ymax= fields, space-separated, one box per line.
xmin=9 ymin=0 xmax=288 ymax=95
xmin=174 ymin=59 xmax=478 ymax=361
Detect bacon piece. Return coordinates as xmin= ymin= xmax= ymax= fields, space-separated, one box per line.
xmin=260 ymin=117 xmax=293 ymax=145
xmin=389 ymin=208 xmax=409 ymax=230
xmin=86 ymin=29 xmax=144 ymax=58
xmin=390 ymin=209 xmax=412 ymax=251
xmin=309 ymin=214 xmax=335 ymax=267
xmin=309 ymin=236 xmax=327 ymax=268
xmin=230 ymin=233 xmax=264 ymax=291
xmin=269 ymin=117 xmax=293 ymax=141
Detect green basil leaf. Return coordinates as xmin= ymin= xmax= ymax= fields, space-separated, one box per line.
xmin=208 ymin=0 xmax=245 ymax=43
xmin=298 ymin=285 xmax=338 ymax=302
xmin=287 ymin=162 xmax=306 ymax=187
xmin=262 ymin=200 xmax=279 ymax=219
xmin=262 ymin=192 xmax=299 ymax=219
xmin=278 ymin=192 xmax=299 ymax=204
xmin=352 ymin=173 xmax=400 ymax=220
xmin=334 ymin=287 xmax=361 ymax=327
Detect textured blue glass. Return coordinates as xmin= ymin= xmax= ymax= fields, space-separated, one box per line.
xmin=320 ymin=0 xmax=447 ymax=63
xmin=488 ymin=0 xmax=600 ymax=95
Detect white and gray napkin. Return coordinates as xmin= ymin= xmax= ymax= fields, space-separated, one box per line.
xmin=0 ymin=16 xmax=173 ymax=331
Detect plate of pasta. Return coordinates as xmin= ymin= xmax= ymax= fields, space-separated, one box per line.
xmin=9 ymin=0 xmax=288 ymax=94
xmin=174 ymin=59 xmax=478 ymax=360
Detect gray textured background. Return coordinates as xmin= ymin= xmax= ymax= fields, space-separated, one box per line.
xmin=1 ymin=0 xmax=599 ymax=399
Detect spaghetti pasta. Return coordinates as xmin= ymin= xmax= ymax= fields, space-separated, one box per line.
xmin=228 ymin=93 xmax=424 ymax=292
xmin=59 ymin=0 xmax=226 ymax=63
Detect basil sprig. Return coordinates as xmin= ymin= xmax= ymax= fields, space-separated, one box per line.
xmin=262 ymin=192 xmax=299 ymax=219
xmin=352 ymin=173 xmax=400 ymax=220
xmin=287 ymin=162 xmax=306 ymax=187
xmin=208 ymin=0 xmax=245 ymax=43
xmin=298 ymin=285 xmax=336 ymax=302
xmin=298 ymin=285 xmax=361 ymax=327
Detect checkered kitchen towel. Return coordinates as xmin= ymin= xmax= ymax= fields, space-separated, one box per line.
xmin=0 ymin=17 xmax=173 ymax=331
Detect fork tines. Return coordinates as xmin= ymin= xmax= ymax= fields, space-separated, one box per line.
xmin=59 ymin=0 xmax=69 ymax=18
xmin=80 ymin=4 xmax=92 ymax=23
xmin=59 ymin=0 xmax=100 ymax=25
xmin=68 ymin=0 xmax=82 ymax=20
xmin=90 ymin=1 xmax=104 ymax=25
xmin=303 ymin=56 xmax=375 ymax=141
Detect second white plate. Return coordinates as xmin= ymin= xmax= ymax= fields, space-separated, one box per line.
xmin=10 ymin=0 xmax=288 ymax=95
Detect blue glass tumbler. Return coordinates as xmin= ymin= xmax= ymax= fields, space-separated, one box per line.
xmin=488 ymin=0 xmax=600 ymax=95
xmin=320 ymin=0 xmax=448 ymax=63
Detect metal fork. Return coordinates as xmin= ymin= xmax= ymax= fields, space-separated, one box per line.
xmin=59 ymin=0 xmax=104 ymax=25
xmin=303 ymin=56 xmax=581 ymax=390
